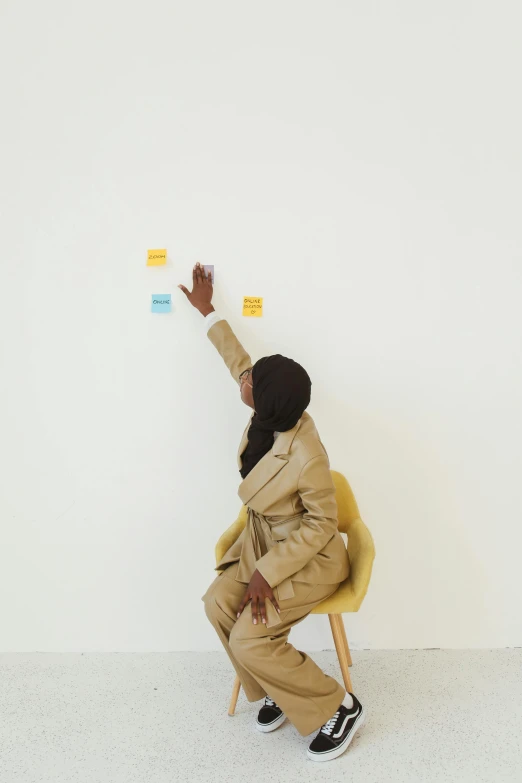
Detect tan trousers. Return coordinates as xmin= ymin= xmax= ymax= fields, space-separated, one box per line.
xmin=201 ymin=561 xmax=346 ymax=736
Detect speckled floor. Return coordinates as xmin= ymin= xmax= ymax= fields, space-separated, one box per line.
xmin=0 ymin=649 xmax=520 ymax=783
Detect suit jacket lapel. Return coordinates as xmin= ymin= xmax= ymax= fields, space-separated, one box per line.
xmin=238 ymin=450 xmax=287 ymax=506
xmin=237 ymin=415 xmax=306 ymax=505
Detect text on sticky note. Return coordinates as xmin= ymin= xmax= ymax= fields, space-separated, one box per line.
xmin=151 ymin=294 xmax=172 ymax=313
xmin=243 ymin=297 xmax=263 ymax=317
xmin=147 ymin=249 xmax=167 ymax=266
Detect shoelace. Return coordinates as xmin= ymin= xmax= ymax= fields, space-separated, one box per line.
xmin=265 ymin=696 xmax=278 ymax=708
xmin=320 ymin=709 xmax=341 ymax=735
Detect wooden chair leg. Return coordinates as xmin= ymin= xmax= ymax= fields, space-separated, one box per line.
xmin=337 ymin=613 xmax=353 ymax=666
xmin=328 ymin=614 xmax=353 ymax=693
xmin=228 ymin=675 xmax=241 ymax=716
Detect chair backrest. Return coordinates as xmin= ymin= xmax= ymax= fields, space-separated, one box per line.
xmin=331 ymin=470 xmax=362 ymax=534
xmin=331 ymin=470 xmax=376 ymax=608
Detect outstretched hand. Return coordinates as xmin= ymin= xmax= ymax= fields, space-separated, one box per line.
xmin=237 ymin=569 xmax=281 ymax=625
xmin=178 ymin=262 xmax=214 ymax=316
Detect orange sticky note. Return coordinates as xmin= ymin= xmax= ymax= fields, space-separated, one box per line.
xmin=147 ymin=249 xmax=167 ymax=266
xmin=242 ymin=297 xmax=263 ymax=317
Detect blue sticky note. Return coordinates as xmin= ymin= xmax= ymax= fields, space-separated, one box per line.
xmin=151 ymin=294 xmax=172 ymax=313
xmin=203 ymin=264 xmax=214 ymax=282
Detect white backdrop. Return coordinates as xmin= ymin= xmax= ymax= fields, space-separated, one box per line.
xmin=1 ymin=1 xmax=521 ymax=652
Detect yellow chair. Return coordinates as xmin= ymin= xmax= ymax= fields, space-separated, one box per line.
xmin=214 ymin=470 xmax=376 ymax=716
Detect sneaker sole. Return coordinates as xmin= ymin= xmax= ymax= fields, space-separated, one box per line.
xmin=256 ymin=712 xmax=287 ymax=733
xmin=306 ymin=708 xmax=366 ymax=762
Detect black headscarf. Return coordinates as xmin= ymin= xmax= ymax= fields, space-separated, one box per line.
xmin=239 ymin=354 xmax=311 ymax=480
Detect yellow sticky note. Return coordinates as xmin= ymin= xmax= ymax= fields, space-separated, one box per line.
xmin=243 ymin=297 xmax=263 ymax=317
xmin=147 ymin=248 xmax=167 ymax=266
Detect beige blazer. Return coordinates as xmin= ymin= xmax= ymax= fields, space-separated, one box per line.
xmin=208 ymin=319 xmax=350 ymax=596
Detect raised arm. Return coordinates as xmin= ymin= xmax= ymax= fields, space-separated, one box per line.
xmin=178 ymin=262 xmax=253 ymax=384
xmin=206 ymin=319 xmax=252 ymax=385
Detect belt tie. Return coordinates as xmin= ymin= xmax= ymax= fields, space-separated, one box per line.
xmin=235 ymin=508 xmax=295 ymax=601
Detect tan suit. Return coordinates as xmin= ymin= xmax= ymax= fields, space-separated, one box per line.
xmin=202 ymin=320 xmax=349 ymax=735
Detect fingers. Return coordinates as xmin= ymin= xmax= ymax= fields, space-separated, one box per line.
xmin=237 ymin=589 xmax=250 ymax=619
xmin=196 ymin=262 xmax=214 ymax=286
xmin=200 ymin=263 xmax=210 ymax=286
xmin=178 ymin=284 xmax=190 ymax=298
xmin=237 ymin=587 xmax=281 ymax=626
xmin=192 ymin=262 xmax=213 ymax=289
xmin=269 ymin=591 xmax=281 ymax=614
xmin=195 ymin=262 xmax=205 ymax=285
xmin=251 ymin=594 xmax=259 ymax=625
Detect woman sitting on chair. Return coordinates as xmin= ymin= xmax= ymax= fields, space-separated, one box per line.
xmin=178 ymin=263 xmax=365 ymax=763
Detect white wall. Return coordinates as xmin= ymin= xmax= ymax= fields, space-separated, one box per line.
xmin=1 ymin=1 xmax=521 ymax=653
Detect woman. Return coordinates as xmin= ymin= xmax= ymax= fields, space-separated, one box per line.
xmin=179 ymin=263 xmax=365 ymax=762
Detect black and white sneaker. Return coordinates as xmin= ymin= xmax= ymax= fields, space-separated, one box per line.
xmin=307 ymin=693 xmax=365 ymax=762
xmin=256 ymin=696 xmax=286 ymax=733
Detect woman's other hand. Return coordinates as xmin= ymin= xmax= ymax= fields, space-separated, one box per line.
xmin=237 ymin=569 xmax=281 ymax=624
xmin=178 ymin=262 xmax=214 ymax=316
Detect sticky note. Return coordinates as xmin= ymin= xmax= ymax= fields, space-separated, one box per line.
xmin=242 ymin=297 xmax=263 ymax=317
xmin=203 ymin=264 xmax=214 ymax=282
xmin=147 ymin=249 xmax=167 ymax=266
xmin=151 ymin=294 xmax=172 ymax=313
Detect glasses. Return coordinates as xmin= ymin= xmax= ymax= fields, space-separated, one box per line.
xmin=239 ymin=368 xmax=253 ymax=385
